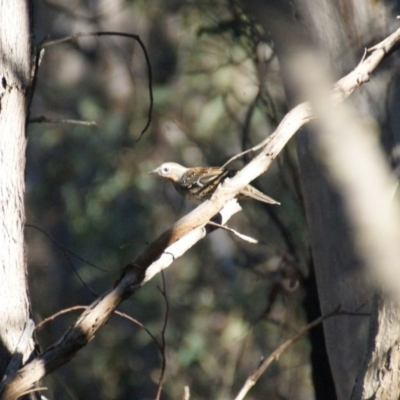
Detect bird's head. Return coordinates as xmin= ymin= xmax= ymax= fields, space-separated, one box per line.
xmin=149 ymin=162 xmax=188 ymax=182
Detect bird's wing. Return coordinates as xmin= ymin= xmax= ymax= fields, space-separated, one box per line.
xmin=181 ymin=167 xmax=228 ymax=188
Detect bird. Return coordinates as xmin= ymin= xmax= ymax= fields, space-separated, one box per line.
xmin=150 ymin=162 xmax=280 ymax=205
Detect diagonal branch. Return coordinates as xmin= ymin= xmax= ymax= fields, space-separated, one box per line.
xmin=234 ymin=307 xmax=342 ymax=400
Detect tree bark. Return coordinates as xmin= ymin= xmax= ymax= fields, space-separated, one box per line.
xmin=243 ymin=1 xmax=400 ymax=399
xmin=352 ymin=294 xmax=400 ymax=399
xmin=290 ymin=3 xmax=400 ymax=399
xmin=0 ymin=0 xmax=35 ymax=388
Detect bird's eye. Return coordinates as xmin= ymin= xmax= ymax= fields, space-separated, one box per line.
xmin=162 ymin=166 xmax=170 ymax=174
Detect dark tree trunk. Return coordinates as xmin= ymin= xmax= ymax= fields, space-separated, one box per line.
xmin=243 ymin=1 xmax=400 ymax=398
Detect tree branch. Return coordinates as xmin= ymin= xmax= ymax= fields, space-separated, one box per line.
xmin=234 ymin=307 xmax=342 ymax=400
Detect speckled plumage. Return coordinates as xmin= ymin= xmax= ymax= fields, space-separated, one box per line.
xmin=150 ymin=162 xmax=280 ymax=205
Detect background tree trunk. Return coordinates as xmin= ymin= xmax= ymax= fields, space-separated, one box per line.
xmin=245 ymin=1 xmax=400 ymax=398
xmin=0 ymin=0 xmax=35 ymax=385
xmin=290 ymin=3 xmax=400 ymax=399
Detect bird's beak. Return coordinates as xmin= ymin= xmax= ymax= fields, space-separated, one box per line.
xmin=149 ymin=168 xmax=158 ymax=174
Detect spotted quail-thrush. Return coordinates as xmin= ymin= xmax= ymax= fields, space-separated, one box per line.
xmin=150 ymin=162 xmax=280 ymax=205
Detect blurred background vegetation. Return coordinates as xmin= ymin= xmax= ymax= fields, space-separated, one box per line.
xmin=27 ymin=1 xmax=314 ymax=398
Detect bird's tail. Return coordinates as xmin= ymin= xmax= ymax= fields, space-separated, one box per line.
xmin=239 ymin=185 xmax=280 ymax=205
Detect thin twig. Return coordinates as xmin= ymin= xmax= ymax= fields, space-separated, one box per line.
xmin=234 ymin=307 xmax=342 ymax=400
xmin=35 ymin=305 xmax=165 ymax=354
xmin=155 ymin=272 xmax=169 ymax=400
xmin=41 ymin=31 xmax=153 ymax=141
xmin=35 ymin=306 xmax=87 ymax=330
xmin=25 ymin=224 xmax=108 ymax=273
xmin=113 ymin=310 xmax=164 ymax=354
xmin=207 ymin=221 xmax=258 ymax=243
xmin=29 ymin=116 xmax=97 ymax=127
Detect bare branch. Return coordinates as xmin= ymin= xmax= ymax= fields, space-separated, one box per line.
xmin=234 ymin=308 xmax=342 ymax=400
xmin=35 ymin=306 xmax=87 ymax=331
xmin=29 ymin=116 xmax=97 ymax=127
xmin=41 ymin=31 xmax=153 ymax=141
xmin=207 ymin=221 xmax=258 ymax=243
xmin=154 ymin=273 xmax=169 ymax=400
